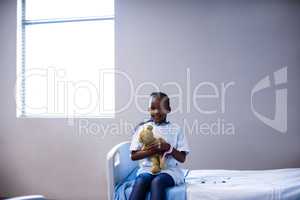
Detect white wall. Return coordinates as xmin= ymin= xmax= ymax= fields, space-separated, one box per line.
xmin=1 ymin=0 xmax=300 ymax=199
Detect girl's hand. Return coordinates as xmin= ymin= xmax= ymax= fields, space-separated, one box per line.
xmin=148 ymin=141 xmax=171 ymax=154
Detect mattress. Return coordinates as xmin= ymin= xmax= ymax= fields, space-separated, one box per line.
xmin=186 ymin=168 xmax=300 ymax=200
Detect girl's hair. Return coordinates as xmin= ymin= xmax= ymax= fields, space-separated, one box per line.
xmin=150 ymin=92 xmax=171 ymax=111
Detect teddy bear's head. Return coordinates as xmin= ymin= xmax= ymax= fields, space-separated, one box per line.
xmin=139 ymin=125 xmax=156 ymax=145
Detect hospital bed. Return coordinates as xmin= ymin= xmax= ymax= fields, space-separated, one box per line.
xmin=106 ymin=142 xmax=300 ymax=200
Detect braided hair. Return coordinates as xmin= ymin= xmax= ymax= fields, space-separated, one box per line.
xmin=149 ymin=92 xmax=171 ymax=112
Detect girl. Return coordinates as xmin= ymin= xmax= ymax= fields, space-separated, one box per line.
xmin=129 ymin=92 xmax=190 ymax=200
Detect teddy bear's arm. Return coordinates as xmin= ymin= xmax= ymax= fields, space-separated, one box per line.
xmin=150 ymin=155 xmax=161 ymax=173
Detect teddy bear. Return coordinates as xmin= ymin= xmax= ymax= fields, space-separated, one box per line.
xmin=138 ymin=125 xmax=166 ymax=174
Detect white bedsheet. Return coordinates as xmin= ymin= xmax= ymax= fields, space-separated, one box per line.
xmin=186 ymin=168 xmax=300 ymax=200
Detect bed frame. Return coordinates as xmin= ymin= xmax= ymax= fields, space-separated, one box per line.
xmin=106 ymin=141 xmax=138 ymax=200
xmin=6 ymin=195 xmax=45 ymax=200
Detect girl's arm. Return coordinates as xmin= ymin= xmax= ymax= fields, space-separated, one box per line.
xmin=131 ymin=142 xmax=187 ymax=163
xmin=131 ymin=148 xmax=158 ymax=161
xmin=169 ymin=148 xmax=186 ymax=163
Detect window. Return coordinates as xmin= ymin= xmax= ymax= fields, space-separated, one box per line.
xmin=16 ymin=0 xmax=115 ymax=118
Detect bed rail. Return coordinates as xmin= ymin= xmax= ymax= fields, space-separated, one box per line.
xmin=106 ymin=141 xmax=138 ymax=200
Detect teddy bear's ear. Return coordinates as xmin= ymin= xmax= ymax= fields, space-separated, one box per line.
xmin=146 ymin=125 xmax=153 ymax=131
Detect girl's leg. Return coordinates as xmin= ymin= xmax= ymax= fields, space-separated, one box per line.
xmin=129 ymin=173 xmax=154 ymax=200
xmin=150 ymin=173 xmax=175 ymax=200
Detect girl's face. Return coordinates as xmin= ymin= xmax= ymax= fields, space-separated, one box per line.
xmin=148 ymin=97 xmax=170 ymax=123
